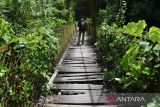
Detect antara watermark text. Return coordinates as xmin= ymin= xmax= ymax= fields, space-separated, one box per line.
xmin=105 ymin=93 xmax=156 ymax=106
xmin=116 ymin=96 xmax=145 ymax=102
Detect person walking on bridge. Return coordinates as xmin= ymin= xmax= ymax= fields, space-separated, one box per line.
xmin=77 ymin=16 xmax=87 ymax=45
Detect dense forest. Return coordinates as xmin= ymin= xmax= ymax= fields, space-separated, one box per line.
xmin=96 ymin=0 xmax=160 ymax=27
xmin=1 ymin=0 xmax=160 ymax=106
xmin=96 ymin=0 xmax=160 ymax=92
xmin=96 ymin=0 xmax=160 ymax=105
xmin=0 ymin=0 xmax=74 ymax=106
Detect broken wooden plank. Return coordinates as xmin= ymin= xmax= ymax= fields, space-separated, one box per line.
xmin=45 ymin=95 xmax=108 ymax=104
xmin=58 ymin=89 xmax=110 ymax=96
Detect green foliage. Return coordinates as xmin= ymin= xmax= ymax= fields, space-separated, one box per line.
xmin=0 ymin=18 xmax=14 ymax=40
xmin=0 ymin=0 xmax=75 ymax=106
xmin=148 ymin=27 xmax=160 ymax=43
xmin=96 ymin=0 xmax=126 ymax=26
xmin=53 ymin=0 xmax=65 ymax=10
xmin=115 ymin=0 xmax=126 ymax=26
xmin=97 ymin=22 xmax=131 ymax=87
xmin=126 ymin=0 xmax=160 ymax=26
xmin=98 ymin=20 xmax=160 ymax=92
xmin=121 ymin=20 xmax=147 ymax=37
xmin=96 ymin=10 xmax=108 ymax=25
xmin=120 ymin=45 xmax=140 ymax=69
xmin=0 ymin=18 xmax=60 ymax=106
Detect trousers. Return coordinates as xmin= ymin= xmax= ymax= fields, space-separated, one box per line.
xmin=78 ymin=31 xmax=85 ymax=44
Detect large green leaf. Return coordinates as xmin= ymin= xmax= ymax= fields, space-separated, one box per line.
xmin=121 ymin=20 xmax=147 ymax=37
xmin=120 ymin=45 xmax=140 ymax=69
xmin=148 ymin=27 xmax=160 ymax=43
xmin=120 ymin=50 xmax=131 ymax=69
xmin=135 ymin=20 xmax=147 ymax=35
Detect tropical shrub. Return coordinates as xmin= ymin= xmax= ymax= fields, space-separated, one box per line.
xmin=98 ymin=20 xmax=160 ymax=92
xmin=0 ymin=16 xmax=60 ymax=106
xmin=0 ymin=0 xmax=75 ymax=106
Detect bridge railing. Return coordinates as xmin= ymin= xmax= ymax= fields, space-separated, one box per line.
xmin=0 ymin=23 xmax=75 ymax=59
xmin=54 ymin=23 xmax=75 ymax=62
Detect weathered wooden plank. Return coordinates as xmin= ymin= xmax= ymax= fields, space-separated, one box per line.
xmin=54 ymin=78 xmax=103 ymax=83
xmin=60 ymin=66 xmax=101 ymax=69
xmin=67 ymin=50 xmax=95 ymax=53
xmin=63 ymin=59 xmax=97 ymax=62
xmin=60 ymin=67 xmax=101 ymax=70
xmin=57 ymin=73 xmax=102 ymax=77
xmin=57 ymin=89 xmax=110 ymax=96
xmin=65 ymin=54 xmax=96 ymax=58
xmin=67 ymin=48 xmax=95 ymax=50
xmin=69 ymin=46 xmax=93 ymax=49
xmin=58 ymin=71 xmax=101 ymax=74
xmin=56 ymin=75 xmax=103 ymax=81
xmin=66 ymin=53 xmax=96 ymax=55
xmin=61 ymin=64 xmax=100 ymax=67
xmin=63 ymin=61 xmax=97 ymax=64
xmin=59 ymin=68 xmax=101 ymax=73
xmin=63 ymin=60 xmax=97 ymax=64
xmin=62 ymin=61 xmax=97 ymax=64
xmin=53 ymin=84 xmax=104 ymax=90
xmin=64 ymin=57 xmax=98 ymax=61
xmin=45 ymin=95 xmax=107 ymax=104
xmin=68 ymin=48 xmax=94 ymax=50
xmin=64 ymin=57 xmax=98 ymax=60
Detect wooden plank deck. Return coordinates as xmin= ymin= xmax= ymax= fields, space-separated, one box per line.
xmin=39 ymin=33 xmax=113 ymax=107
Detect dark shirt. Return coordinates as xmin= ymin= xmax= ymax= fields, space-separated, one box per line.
xmin=78 ymin=20 xmax=87 ymax=31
